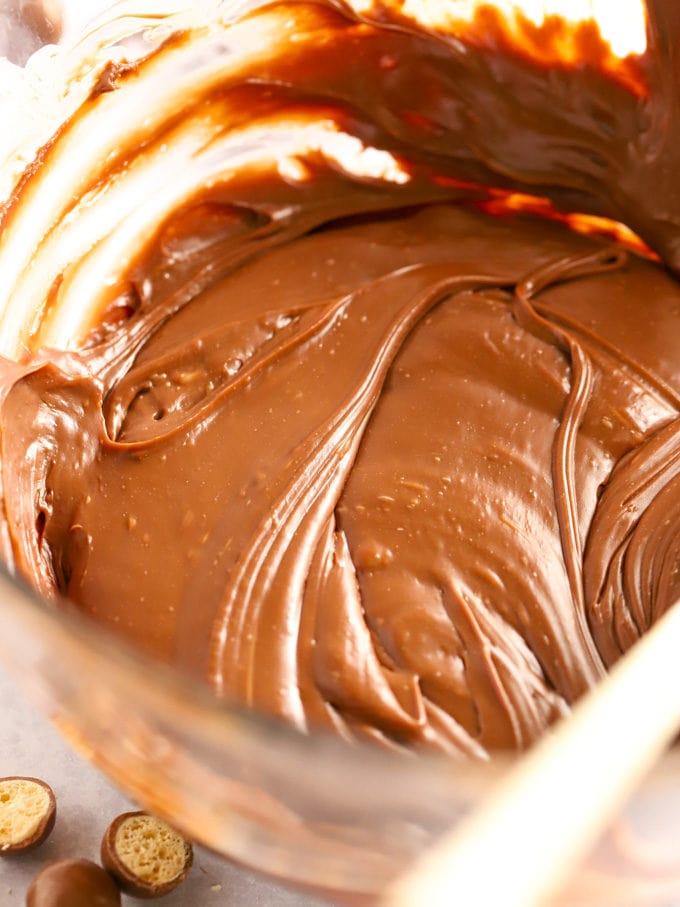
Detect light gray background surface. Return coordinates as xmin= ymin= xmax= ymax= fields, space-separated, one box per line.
xmin=0 ymin=665 xmax=331 ymax=906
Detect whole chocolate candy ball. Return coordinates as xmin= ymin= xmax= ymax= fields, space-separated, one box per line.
xmin=26 ymin=859 xmax=121 ymax=907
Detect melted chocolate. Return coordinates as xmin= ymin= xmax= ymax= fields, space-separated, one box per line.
xmin=1 ymin=0 xmax=680 ymax=755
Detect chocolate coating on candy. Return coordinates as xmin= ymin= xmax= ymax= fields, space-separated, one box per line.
xmin=101 ymin=811 xmax=193 ymax=898
xmin=0 ymin=777 xmax=56 ymax=854
xmin=26 ymin=859 xmax=121 ymax=907
xmin=1 ymin=1 xmax=680 ymax=756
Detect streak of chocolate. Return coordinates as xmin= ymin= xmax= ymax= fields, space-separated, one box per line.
xmin=0 ymin=0 xmax=679 ymax=756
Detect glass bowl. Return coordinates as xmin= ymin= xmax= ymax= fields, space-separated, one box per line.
xmin=5 ymin=562 xmax=680 ymax=907
xmin=1 ymin=3 xmax=680 ymax=904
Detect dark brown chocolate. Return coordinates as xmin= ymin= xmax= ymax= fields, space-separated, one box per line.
xmin=1 ymin=1 xmax=680 ymax=756
xmin=26 ymin=859 xmax=121 ymax=907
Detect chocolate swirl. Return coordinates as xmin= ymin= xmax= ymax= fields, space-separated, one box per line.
xmin=1 ymin=0 xmax=680 ymax=755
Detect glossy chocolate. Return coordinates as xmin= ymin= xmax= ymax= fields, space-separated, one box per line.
xmin=26 ymin=859 xmax=121 ymax=907
xmin=1 ymin=1 xmax=680 ymax=755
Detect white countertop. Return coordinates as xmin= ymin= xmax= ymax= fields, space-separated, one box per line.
xmin=0 ymin=665 xmax=331 ymax=906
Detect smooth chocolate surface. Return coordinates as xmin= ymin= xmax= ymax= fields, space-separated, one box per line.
xmin=26 ymin=859 xmax=121 ymax=907
xmin=1 ymin=1 xmax=680 ymax=756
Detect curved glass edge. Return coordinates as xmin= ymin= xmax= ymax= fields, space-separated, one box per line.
xmin=2 ymin=2 xmax=680 ymax=903
xmin=0 ymin=564 xmax=494 ymax=896
xmin=0 ymin=2 xmax=525 ymax=899
xmin=2 ymin=566 xmax=680 ymax=903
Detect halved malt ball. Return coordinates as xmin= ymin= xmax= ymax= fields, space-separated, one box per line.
xmin=0 ymin=777 xmax=56 ymax=854
xmin=101 ymin=811 xmax=193 ymax=898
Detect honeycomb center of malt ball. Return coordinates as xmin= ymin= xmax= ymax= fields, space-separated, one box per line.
xmin=0 ymin=780 xmax=49 ymax=848
xmin=115 ymin=816 xmax=186 ymax=884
